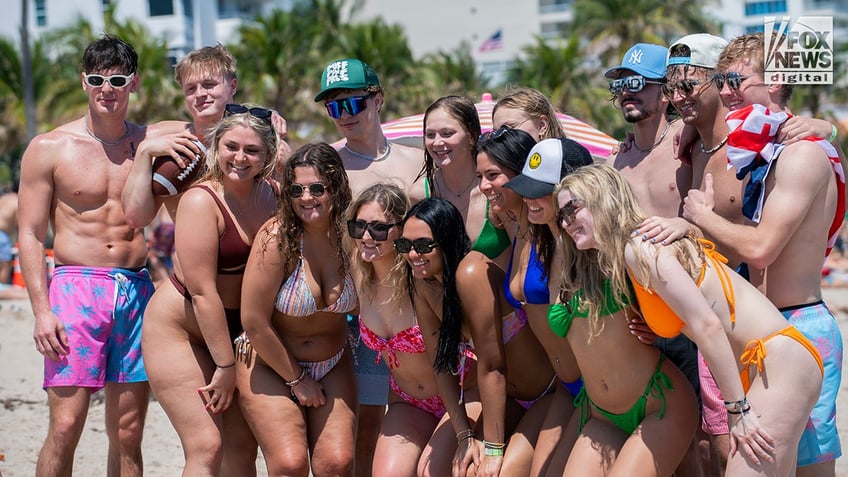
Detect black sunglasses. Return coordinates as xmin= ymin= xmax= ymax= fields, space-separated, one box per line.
xmin=394 ymin=237 xmax=439 ymax=254
xmin=479 ymin=125 xmax=513 ymax=144
xmin=288 ymin=182 xmax=326 ymax=198
xmin=84 ymin=73 xmax=134 ymax=88
xmin=609 ymin=75 xmax=664 ymax=95
xmin=712 ymin=72 xmax=752 ymax=91
xmin=661 ymin=79 xmax=705 ymax=98
xmin=224 ymin=104 xmax=273 ymax=124
xmin=347 ymin=220 xmax=398 ymax=241
xmin=325 ymin=93 xmax=375 ymax=119
xmin=556 ymin=198 xmax=585 ymax=226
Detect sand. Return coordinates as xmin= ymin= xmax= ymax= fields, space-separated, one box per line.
xmin=1 ymin=291 xmax=847 ymax=476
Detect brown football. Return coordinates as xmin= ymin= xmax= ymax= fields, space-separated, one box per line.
xmin=151 ymin=140 xmax=206 ymax=196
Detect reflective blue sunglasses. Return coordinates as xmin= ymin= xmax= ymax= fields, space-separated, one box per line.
xmin=325 ymin=93 xmax=375 ymax=119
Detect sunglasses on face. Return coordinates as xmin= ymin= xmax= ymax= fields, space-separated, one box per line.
xmin=556 ymin=198 xmax=585 ymax=226
xmin=325 ymin=92 xmax=375 ymax=119
xmin=609 ymin=75 xmax=664 ymax=95
xmin=224 ymin=104 xmax=273 ymax=124
xmin=84 ymin=73 xmax=134 ymax=88
xmin=394 ymin=237 xmax=439 ymax=254
xmin=288 ymin=182 xmax=326 ymax=198
xmin=661 ymin=78 xmax=705 ymax=98
xmin=712 ymin=72 xmax=753 ymax=91
xmin=347 ymin=220 xmax=398 ymax=241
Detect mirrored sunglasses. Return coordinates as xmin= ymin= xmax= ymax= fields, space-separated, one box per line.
xmin=347 ymin=220 xmax=398 ymax=241
xmin=325 ymin=93 xmax=375 ymax=119
xmin=394 ymin=237 xmax=439 ymax=254
xmin=661 ymin=79 xmax=705 ymax=98
xmin=556 ymin=198 xmax=585 ymax=226
xmin=609 ymin=75 xmax=664 ymax=95
xmin=84 ymin=72 xmax=135 ymax=88
xmin=288 ymin=182 xmax=326 ymax=198
xmin=712 ymin=72 xmax=752 ymax=91
xmin=224 ymin=104 xmax=273 ymax=124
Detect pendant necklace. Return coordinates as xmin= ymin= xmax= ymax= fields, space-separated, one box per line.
xmin=437 ymin=170 xmax=477 ymax=198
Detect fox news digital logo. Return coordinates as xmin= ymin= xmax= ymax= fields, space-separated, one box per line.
xmin=764 ymin=16 xmax=833 ymax=85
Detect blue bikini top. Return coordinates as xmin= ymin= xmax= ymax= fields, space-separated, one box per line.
xmin=504 ymin=237 xmax=549 ymax=308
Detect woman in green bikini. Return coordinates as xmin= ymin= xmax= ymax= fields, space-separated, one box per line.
xmin=555 ymin=164 xmax=823 ymax=476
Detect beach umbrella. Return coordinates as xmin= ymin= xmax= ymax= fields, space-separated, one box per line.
xmin=335 ymin=93 xmax=618 ymax=158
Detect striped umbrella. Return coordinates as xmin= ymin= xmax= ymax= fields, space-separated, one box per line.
xmin=335 ymin=93 xmax=618 ymax=158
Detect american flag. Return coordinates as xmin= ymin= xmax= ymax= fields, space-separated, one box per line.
xmin=479 ymin=29 xmax=503 ymax=52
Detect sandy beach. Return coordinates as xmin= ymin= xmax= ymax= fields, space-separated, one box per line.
xmin=2 ymin=290 xmax=847 ymax=476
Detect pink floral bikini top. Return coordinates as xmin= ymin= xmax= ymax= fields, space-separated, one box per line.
xmin=359 ymin=318 xmax=426 ymax=369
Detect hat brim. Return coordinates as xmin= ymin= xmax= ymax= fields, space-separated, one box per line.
xmin=504 ymin=175 xmax=554 ymax=199
xmin=603 ymin=65 xmax=665 ymax=80
xmin=314 ymin=83 xmax=373 ymax=102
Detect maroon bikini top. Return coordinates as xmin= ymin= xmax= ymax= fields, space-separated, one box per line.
xmin=193 ymin=185 xmax=252 ymax=274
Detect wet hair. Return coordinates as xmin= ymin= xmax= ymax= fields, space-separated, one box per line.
xmin=555 ymin=164 xmax=701 ymax=340
xmin=476 ymin=127 xmax=536 ymax=174
xmin=417 ymin=96 xmax=482 ymax=188
xmin=401 ymin=198 xmax=472 ymax=374
xmin=344 ymin=183 xmax=410 ymax=303
xmin=174 ymin=44 xmax=237 ymax=86
xmin=82 ymin=34 xmax=138 ymax=75
xmin=717 ymin=33 xmax=793 ymax=103
xmin=203 ymin=106 xmax=278 ymax=184
xmin=493 ymin=88 xmax=566 ymax=140
xmin=278 ymin=143 xmax=352 ymax=270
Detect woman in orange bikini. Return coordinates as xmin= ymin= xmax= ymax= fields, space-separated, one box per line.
xmin=556 ymin=164 xmax=824 ymax=476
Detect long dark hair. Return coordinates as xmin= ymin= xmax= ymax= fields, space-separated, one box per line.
xmin=402 ymin=198 xmax=472 ymax=373
xmin=416 ymin=95 xmax=482 ymax=188
xmin=476 ymin=127 xmax=536 ymax=174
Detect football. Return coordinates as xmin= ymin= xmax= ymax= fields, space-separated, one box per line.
xmin=151 ymin=140 xmax=206 ymax=196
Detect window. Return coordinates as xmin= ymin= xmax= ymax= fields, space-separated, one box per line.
xmin=540 ymin=21 xmax=568 ymax=40
xmin=149 ymin=0 xmax=175 ymax=17
xmin=744 ymin=1 xmax=787 ymax=16
xmin=35 ymin=0 xmax=46 ymax=26
xmin=539 ymin=0 xmax=573 ymax=14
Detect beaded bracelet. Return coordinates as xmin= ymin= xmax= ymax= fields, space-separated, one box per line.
xmin=828 ymin=124 xmax=839 ymax=143
xmin=483 ymin=440 xmax=506 ymax=457
xmin=723 ymin=397 xmax=749 ymax=413
xmin=216 ymin=361 xmax=236 ymax=369
xmin=285 ymin=368 xmax=306 ymax=387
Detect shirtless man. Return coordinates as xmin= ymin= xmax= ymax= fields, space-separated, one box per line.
xmin=314 ymin=58 xmax=425 ymax=476
xmin=605 ymin=42 xmax=706 ymax=477
xmin=683 ymin=33 xmax=844 ymax=477
xmin=17 ymin=35 xmax=155 ymax=477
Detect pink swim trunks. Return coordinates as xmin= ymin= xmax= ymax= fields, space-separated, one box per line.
xmin=44 ymin=266 xmax=154 ymax=390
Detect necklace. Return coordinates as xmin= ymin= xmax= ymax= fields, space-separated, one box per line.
xmin=343 ymin=137 xmax=391 ymax=162
xmin=701 ymin=134 xmax=729 ymax=155
xmin=85 ymin=121 xmax=130 ymax=146
xmin=437 ymin=170 xmax=478 ymax=198
xmin=633 ymin=120 xmax=673 ymax=153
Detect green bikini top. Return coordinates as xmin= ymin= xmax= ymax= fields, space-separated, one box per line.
xmin=548 ymin=278 xmax=633 ymax=338
xmin=424 ymin=177 xmax=510 ymax=260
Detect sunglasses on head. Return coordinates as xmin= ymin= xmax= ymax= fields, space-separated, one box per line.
xmin=84 ymin=72 xmax=134 ymax=88
xmin=325 ymin=92 xmax=376 ymax=119
xmin=288 ymin=182 xmax=326 ymax=198
xmin=712 ymin=72 xmax=752 ymax=91
xmin=479 ymin=125 xmax=513 ymax=144
xmin=224 ymin=104 xmax=274 ymax=124
xmin=661 ymin=78 xmax=707 ymax=98
xmin=347 ymin=220 xmax=398 ymax=241
xmin=394 ymin=237 xmax=439 ymax=254
xmin=556 ymin=198 xmax=585 ymax=226
xmin=609 ymin=75 xmax=664 ymax=95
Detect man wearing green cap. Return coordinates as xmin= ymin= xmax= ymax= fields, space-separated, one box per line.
xmin=315 ymin=58 xmax=425 ymax=476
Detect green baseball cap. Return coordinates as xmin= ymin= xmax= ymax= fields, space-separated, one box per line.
xmin=314 ymin=58 xmax=381 ymax=102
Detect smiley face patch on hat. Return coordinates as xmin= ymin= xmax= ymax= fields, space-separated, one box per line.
xmin=529 ymin=152 xmax=542 ymax=169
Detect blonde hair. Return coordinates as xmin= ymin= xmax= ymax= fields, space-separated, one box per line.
xmin=343 ymin=183 xmax=410 ymax=306
xmin=493 ymin=88 xmax=566 ymax=139
xmin=555 ymin=164 xmax=701 ymax=340
xmin=174 ymin=44 xmax=237 ymax=85
xmin=203 ymin=109 xmax=278 ymax=184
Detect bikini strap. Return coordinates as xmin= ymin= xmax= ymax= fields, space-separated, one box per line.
xmin=697 ymin=239 xmax=736 ymax=324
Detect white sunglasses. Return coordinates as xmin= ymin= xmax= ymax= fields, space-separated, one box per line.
xmin=84 ymin=72 xmax=135 ymax=88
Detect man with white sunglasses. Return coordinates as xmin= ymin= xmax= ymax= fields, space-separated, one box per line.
xmin=18 ymin=34 xmax=154 ymax=476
